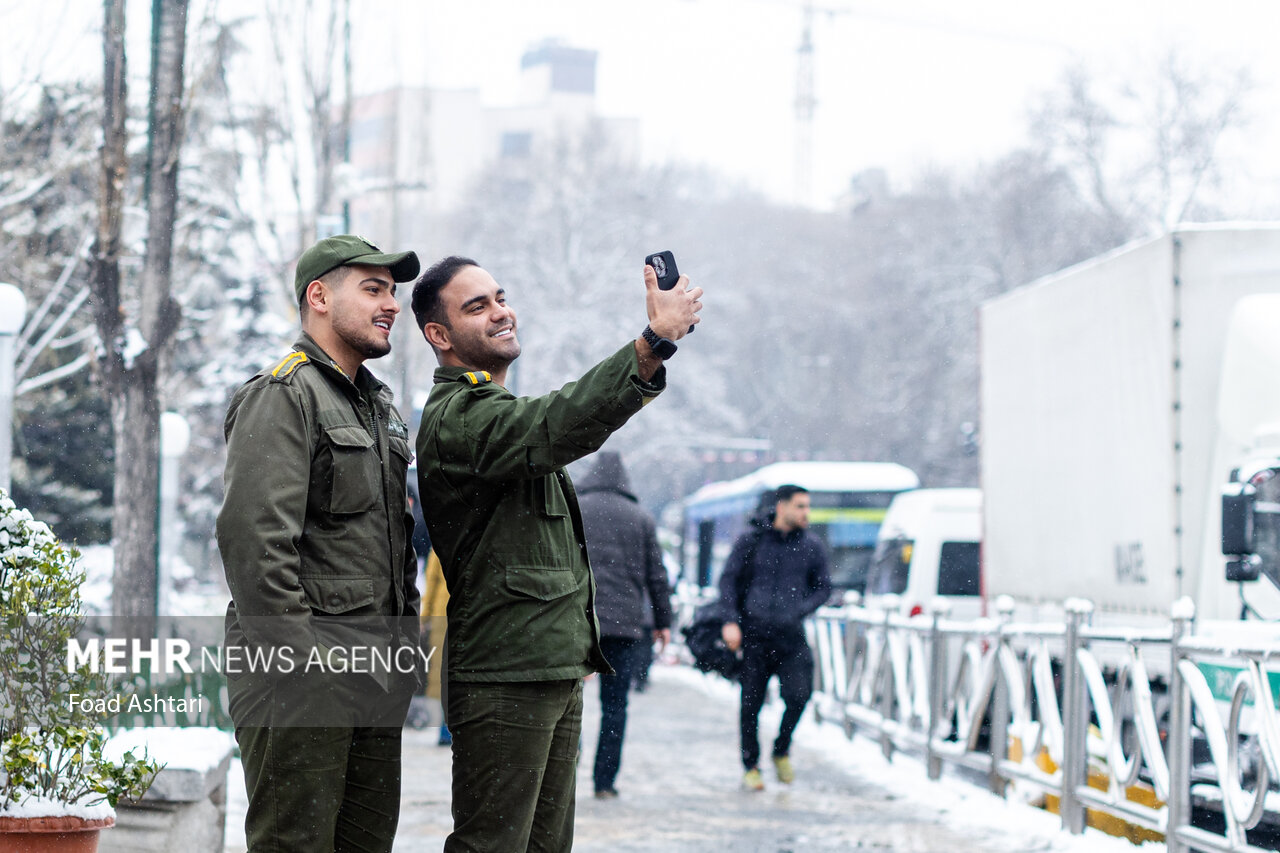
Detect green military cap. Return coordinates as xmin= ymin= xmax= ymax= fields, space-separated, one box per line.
xmin=294 ymin=234 xmax=421 ymax=301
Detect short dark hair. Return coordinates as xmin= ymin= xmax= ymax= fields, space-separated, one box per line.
xmin=773 ymin=484 xmax=808 ymax=505
xmin=298 ymin=265 xmax=352 ymax=321
xmin=411 ymin=255 xmax=478 ymax=332
xmin=751 ymin=484 xmax=808 ymax=525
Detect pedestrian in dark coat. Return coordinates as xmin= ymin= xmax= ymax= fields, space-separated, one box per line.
xmin=719 ymin=484 xmax=831 ymax=791
xmin=577 ymin=451 xmax=672 ymax=798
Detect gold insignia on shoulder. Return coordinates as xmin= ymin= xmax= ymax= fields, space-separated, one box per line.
xmin=271 ymin=351 xmax=308 ymax=378
xmin=462 ymin=371 xmax=492 ymax=385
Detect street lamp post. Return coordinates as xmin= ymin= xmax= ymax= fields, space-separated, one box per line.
xmin=0 ymin=284 xmax=29 ymax=493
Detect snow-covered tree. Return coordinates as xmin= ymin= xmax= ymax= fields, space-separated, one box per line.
xmin=1031 ymin=50 xmax=1252 ymax=235
xmin=0 ymin=82 xmax=111 ymax=542
xmin=89 ymin=0 xmax=190 ymax=641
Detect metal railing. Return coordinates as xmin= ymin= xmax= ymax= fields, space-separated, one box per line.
xmin=805 ymin=596 xmax=1280 ymax=853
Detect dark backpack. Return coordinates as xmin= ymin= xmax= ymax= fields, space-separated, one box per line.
xmin=683 ymin=603 xmax=741 ymax=680
xmin=681 ymin=526 xmax=765 ymax=681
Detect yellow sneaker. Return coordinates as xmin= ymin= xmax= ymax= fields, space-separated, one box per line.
xmin=772 ymin=755 xmax=795 ymax=784
xmin=742 ymin=767 xmax=765 ymax=791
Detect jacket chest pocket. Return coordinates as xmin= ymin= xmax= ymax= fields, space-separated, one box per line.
xmin=389 ymin=437 xmax=413 ymax=470
xmin=535 ymin=474 xmax=570 ymax=519
xmin=387 ymin=437 xmax=413 ymax=515
xmin=322 ymin=424 xmax=380 ymax=514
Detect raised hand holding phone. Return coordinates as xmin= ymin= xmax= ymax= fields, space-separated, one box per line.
xmin=645 ymin=251 xmax=694 ymax=333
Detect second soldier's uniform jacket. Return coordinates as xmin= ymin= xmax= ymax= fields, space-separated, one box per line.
xmin=415 ymin=342 xmax=665 ymax=683
xmin=216 ymin=331 xmax=423 ymax=726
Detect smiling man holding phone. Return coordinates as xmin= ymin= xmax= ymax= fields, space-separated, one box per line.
xmin=411 ymin=253 xmax=701 ymax=852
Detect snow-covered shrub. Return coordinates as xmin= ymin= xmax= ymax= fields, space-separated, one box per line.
xmin=0 ymin=491 xmax=159 ymax=811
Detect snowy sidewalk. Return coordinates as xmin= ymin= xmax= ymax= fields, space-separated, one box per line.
xmin=225 ymin=664 xmax=1157 ymax=852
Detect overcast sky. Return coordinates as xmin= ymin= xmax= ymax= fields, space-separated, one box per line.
xmin=6 ymin=0 xmax=1280 ymax=211
xmin=363 ymin=0 xmax=1280 ymax=210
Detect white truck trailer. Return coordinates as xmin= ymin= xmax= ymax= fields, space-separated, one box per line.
xmin=980 ymin=225 xmax=1280 ymax=632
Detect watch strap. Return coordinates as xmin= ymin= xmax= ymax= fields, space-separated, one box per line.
xmin=641 ymin=325 xmax=677 ymax=359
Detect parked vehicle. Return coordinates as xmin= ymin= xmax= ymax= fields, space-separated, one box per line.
xmin=979 ymin=226 xmax=1280 ymax=828
xmin=863 ymin=487 xmax=982 ymax=619
xmin=678 ymin=461 xmax=919 ymax=592
xmin=980 ymin=225 xmax=1280 ymax=644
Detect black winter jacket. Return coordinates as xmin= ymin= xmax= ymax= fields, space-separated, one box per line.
xmin=717 ymin=523 xmax=831 ymax=636
xmin=577 ymin=452 xmax=672 ymax=640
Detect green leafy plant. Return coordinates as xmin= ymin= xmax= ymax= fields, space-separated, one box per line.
xmin=0 ymin=491 xmax=160 ymax=810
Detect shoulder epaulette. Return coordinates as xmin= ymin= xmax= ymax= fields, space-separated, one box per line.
xmin=268 ymin=351 xmax=309 ymax=382
xmin=459 ymin=371 xmax=492 ymax=386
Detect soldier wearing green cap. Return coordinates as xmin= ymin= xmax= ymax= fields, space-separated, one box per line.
xmin=216 ymin=234 xmax=426 ymax=852
xmin=411 ymin=255 xmax=703 ymax=852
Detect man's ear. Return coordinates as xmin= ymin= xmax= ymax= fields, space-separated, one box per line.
xmin=423 ymin=322 xmax=451 ymax=351
xmin=304 ymin=279 xmax=328 ymax=315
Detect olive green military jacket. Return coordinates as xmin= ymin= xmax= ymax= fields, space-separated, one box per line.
xmin=216 ymin=332 xmax=422 ymax=699
xmin=415 ymin=342 xmax=665 ymax=682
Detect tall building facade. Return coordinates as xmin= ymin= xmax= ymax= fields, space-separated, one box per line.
xmin=344 ymin=41 xmax=639 ymax=250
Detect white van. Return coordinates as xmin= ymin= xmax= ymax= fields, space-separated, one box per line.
xmin=863 ymin=488 xmax=982 ymax=618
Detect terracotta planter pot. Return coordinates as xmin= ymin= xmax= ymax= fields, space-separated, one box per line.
xmin=0 ymin=814 xmax=114 ymax=853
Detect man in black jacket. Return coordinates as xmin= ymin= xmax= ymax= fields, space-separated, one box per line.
xmin=577 ymin=451 xmax=672 ymax=798
xmin=719 ymin=484 xmax=831 ymax=791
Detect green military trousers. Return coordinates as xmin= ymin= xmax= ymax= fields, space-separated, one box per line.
xmin=445 ymin=678 xmax=584 ymax=853
xmin=228 ymin=658 xmax=415 ymax=852
xmin=236 ymin=724 xmax=405 ymax=853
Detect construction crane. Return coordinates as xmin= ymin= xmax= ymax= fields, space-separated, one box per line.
xmin=790 ymin=1 xmax=848 ymax=207
xmin=794 ymin=4 xmax=816 ymax=207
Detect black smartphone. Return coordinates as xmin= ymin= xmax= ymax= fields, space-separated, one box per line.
xmin=645 ymin=251 xmax=680 ymax=290
xmin=645 ymin=251 xmax=693 ymax=333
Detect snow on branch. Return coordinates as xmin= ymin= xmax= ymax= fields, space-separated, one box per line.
xmin=16 ymin=350 xmax=93 ymax=397
xmin=0 ymin=174 xmax=53 ymax=211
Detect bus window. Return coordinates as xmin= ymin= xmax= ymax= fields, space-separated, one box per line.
xmin=814 ymin=491 xmax=901 ymax=591
xmin=829 ymin=549 xmax=874 ymax=592
xmin=678 ymin=461 xmax=920 ymax=594
xmin=697 ymin=519 xmax=715 ymax=587
xmin=936 ymin=541 xmax=981 ymax=596
xmin=866 ymin=538 xmax=912 ymax=595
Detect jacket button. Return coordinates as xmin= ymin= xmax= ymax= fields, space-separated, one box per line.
xmin=329 ymin=594 xmax=342 ymax=606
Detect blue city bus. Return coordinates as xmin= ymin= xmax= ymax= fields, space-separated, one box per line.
xmin=679 ymin=461 xmax=920 ymax=593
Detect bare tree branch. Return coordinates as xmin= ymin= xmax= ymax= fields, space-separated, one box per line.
xmin=16 ymin=350 xmax=94 ymax=396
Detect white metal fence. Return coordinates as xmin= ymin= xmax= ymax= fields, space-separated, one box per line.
xmin=799 ymin=597 xmax=1280 ymax=853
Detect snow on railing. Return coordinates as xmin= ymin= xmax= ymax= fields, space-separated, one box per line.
xmin=807 ymin=598 xmax=1280 ymax=853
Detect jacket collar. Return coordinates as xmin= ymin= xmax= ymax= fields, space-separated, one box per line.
xmin=433 ymin=366 xmax=508 ymax=389
xmin=769 ymin=525 xmax=805 ymax=543
xmin=293 ymin=331 xmax=385 ymax=398
xmin=433 ymin=366 xmax=472 ymax=385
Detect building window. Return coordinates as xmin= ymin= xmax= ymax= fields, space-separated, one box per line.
xmin=501 ymin=131 xmax=533 ymax=159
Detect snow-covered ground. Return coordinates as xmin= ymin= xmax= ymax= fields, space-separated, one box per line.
xmin=663 ymin=665 xmax=1158 ymax=852
xmin=106 ymin=726 xmax=236 ymax=774
xmin=55 ymin=541 xmax=1171 ymax=850
xmin=222 ymin=663 xmax=1162 ymax=852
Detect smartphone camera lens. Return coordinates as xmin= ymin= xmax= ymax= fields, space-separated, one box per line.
xmin=652 ymin=256 xmax=667 ymax=277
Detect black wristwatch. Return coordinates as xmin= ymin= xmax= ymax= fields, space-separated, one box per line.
xmin=641 ymin=325 xmax=678 ymax=359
